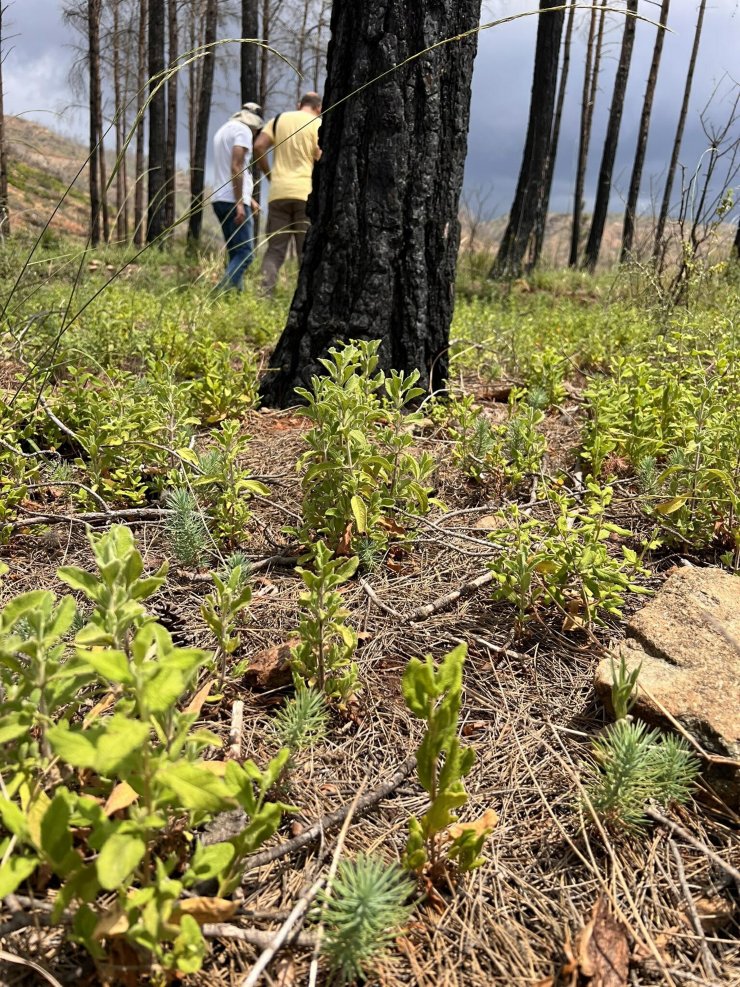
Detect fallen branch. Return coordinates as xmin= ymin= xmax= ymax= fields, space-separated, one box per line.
xmin=203 ymin=922 xmax=316 ymax=950
xmin=228 ymin=701 xmax=244 ymax=760
xmin=670 ymin=839 xmax=717 ymax=977
xmin=11 ymin=506 xmax=170 ymax=530
xmin=242 ymin=755 xmax=416 ymax=876
xmin=646 ymin=806 xmax=740 ymax=884
xmin=359 ymin=577 xmax=403 ymax=619
xmin=407 ymin=570 xmax=496 ymax=624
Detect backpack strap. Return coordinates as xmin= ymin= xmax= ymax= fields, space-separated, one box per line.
xmin=272 ymin=113 xmax=282 ymax=144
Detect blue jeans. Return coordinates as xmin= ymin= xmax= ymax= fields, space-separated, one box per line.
xmin=212 ymin=201 xmax=255 ymax=291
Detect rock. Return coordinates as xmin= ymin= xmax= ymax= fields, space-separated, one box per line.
xmin=241 ymin=638 xmax=298 ymax=690
xmin=595 ymin=567 xmax=740 ymax=807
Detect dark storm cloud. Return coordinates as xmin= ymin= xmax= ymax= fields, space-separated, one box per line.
xmin=3 ymin=0 xmax=739 ymax=216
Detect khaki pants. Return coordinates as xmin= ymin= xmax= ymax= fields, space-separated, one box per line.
xmin=260 ymin=198 xmax=310 ymax=294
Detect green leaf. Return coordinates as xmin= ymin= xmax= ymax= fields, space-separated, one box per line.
xmin=96 ymin=832 xmax=146 ymax=890
xmin=0 ymin=854 xmax=38 ymax=896
xmin=183 ymin=842 xmax=235 ymax=886
xmin=654 ymin=496 xmax=688 ymax=516
xmin=1 ymin=591 xmax=52 ymax=630
xmin=47 ymin=716 xmax=149 ymax=775
xmin=76 ymin=648 xmax=133 ymax=684
xmin=40 ymin=795 xmax=72 ymax=867
xmin=0 ymin=797 xmax=28 ymax=838
xmin=57 ymin=567 xmax=100 ymax=598
xmin=176 ymin=447 xmax=201 ymax=466
xmin=350 ymin=495 xmax=367 ymax=534
xmin=157 ymin=763 xmax=234 ymax=813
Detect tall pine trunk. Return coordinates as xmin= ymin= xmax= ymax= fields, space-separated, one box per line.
xmin=621 ymin=0 xmax=669 ymax=260
xmin=260 ymin=0 xmax=481 ymax=408
xmin=134 ymin=0 xmax=148 ymax=246
xmin=531 ymin=0 xmax=575 ymax=270
xmin=147 ymin=0 xmax=167 ymax=243
xmin=187 ymin=0 xmax=217 ymax=245
xmin=490 ymin=1 xmax=565 ymax=280
xmin=164 ymin=0 xmax=178 ymax=233
xmin=0 ymin=3 xmax=10 ymax=238
xmin=653 ymin=0 xmax=707 ymax=264
xmin=112 ymin=0 xmax=127 ymax=241
xmin=733 ymin=216 xmax=740 ymax=260
xmin=569 ymin=0 xmax=606 ymax=267
xmin=259 ymin=0 xmax=269 ymax=110
xmin=582 ymin=0 xmax=638 ymax=272
xmin=240 ymin=0 xmax=259 ymax=102
xmin=88 ymin=0 xmax=103 ymax=245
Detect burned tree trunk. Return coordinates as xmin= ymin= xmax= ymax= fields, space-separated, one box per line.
xmin=582 ymin=0 xmax=638 ymax=272
xmin=0 ymin=3 xmax=10 ymax=238
xmin=88 ymin=0 xmax=103 ymax=244
xmin=134 ymin=0 xmax=148 ymax=246
xmin=146 ymin=0 xmax=167 ymax=242
xmin=186 ymin=0 xmax=217 ymax=244
xmin=621 ymin=0 xmax=669 ymax=260
xmin=489 ymin=0 xmax=565 ymax=280
xmin=260 ymin=0 xmax=481 ymax=408
xmin=240 ymin=0 xmax=259 ymax=103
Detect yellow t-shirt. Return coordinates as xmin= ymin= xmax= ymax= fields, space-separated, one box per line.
xmin=263 ymin=110 xmax=321 ymax=203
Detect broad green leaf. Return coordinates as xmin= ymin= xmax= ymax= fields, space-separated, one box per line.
xmin=40 ymin=794 xmax=72 ymax=866
xmin=157 ymin=763 xmax=234 ymax=813
xmin=57 ymin=567 xmax=100 ymax=597
xmin=76 ymin=647 xmax=133 ymax=684
xmin=96 ymin=832 xmax=146 ymax=890
xmin=654 ymin=496 xmax=688 ymax=515
xmin=0 ymin=854 xmax=38 ymax=896
xmin=183 ymin=842 xmax=235 ymax=886
xmin=350 ymin=495 xmax=367 ymax=534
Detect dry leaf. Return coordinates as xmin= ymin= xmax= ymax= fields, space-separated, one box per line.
xmin=104 ymin=781 xmax=139 ymax=816
xmin=693 ymin=896 xmax=735 ymax=932
xmin=93 ymin=906 xmax=130 ymax=940
xmin=462 ymin=720 xmax=488 ymax=736
xmin=84 ymin=692 xmax=116 ymax=725
xmin=575 ymin=896 xmax=629 ymax=987
xmin=336 ymin=520 xmax=353 ymax=556
xmin=378 ymin=517 xmax=407 ymax=537
xmin=274 ymin=957 xmax=297 ymax=987
xmin=473 ymin=514 xmax=506 ymax=531
xmin=174 ymin=896 xmax=238 ymax=926
xmin=447 ymin=808 xmax=498 ymax=842
xmin=184 ymin=678 xmax=214 ymax=715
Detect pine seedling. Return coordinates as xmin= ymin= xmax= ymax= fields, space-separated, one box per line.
xmin=164 ymin=487 xmax=209 ymax=568
xmin=402 ymin=643 xmax=496 ymax=880
xmin=610 ymin=653 xmax=641 ymax=720
xmin=319 ymin=855 xmax=413 ymax=984
xmin=201 ymin=565 xmax=252 ymax=684
xmin=584 ymin=719 xmax=699 ymax=831
xmin=273 ymin=686 xmax=328 ymax=753
xmin=291 ymin=541 xmax=360 ymax=704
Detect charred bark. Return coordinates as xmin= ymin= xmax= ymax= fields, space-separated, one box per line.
xmin=260 ymin=0 xmax=481 ymax=408
xmin=146 ymin=0 xmax=167 ymax=242
xmin=187 ymin=0 xmax=217 ymax=244
xmin=240 ymin=0 xmax=259 ymax=103
xmin=490 ymin=0 xmax=565 ymax=280
xmin=0 ymin=3 xmax=10 ymax=238
xmin=582 ymin=0 xmax=638 ymax=272
xmin=134 ymin=0 xmax=148 ymax=246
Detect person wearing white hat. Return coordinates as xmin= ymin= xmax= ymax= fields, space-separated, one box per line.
xmin=211 ymin=102 xmax=264 ymax=291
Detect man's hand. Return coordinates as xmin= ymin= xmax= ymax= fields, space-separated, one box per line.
xmin=250 ymin=197 xmax=260 ymax=214
xmin=235 ymin=201 xmax=247 ymax=225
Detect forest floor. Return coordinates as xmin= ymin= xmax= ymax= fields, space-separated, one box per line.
xmin=0 ymin=235 xmax=739 ymax=986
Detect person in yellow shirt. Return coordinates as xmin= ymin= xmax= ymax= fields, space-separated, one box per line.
xmin=253 ymin=92 xmax=322 ymax=295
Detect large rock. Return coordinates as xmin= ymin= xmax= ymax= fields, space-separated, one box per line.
xmin=595 ymin=567 xmax=740 ymax=807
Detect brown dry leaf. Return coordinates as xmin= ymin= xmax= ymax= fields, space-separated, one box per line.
xmin=473 ymin=514 xmax=506 ymax=531
xmin=84 ymin=692 xmax=117 ymax=725
xmin=319 ymin=784 xmax=341 ymax=796
xmin=562 ymin=599 xmax=586 ymax=632
xmin=447 ymin=808 xmax=498 ymax=843
xmin=336 ymin=521 xmax=353 ymax=556
xmin=184 ymin=678 xmax=214 ymax=715
xmin=274 ymin=957 xmax=297 ymax=987
xmin=93 ymin=906 xmax=130 ymax=940
xmin=693 ymin=896 xmax=735 ymax=932
xmin=462 ymin=720 xmax=488 ymax=736
xmin=242 ymin=639 xmax=298 ymax=690
xmin=576 ymin=896 xmax=629 ymax=987
xmin=174 ymin=896 xmax=238 ymax=926
xmin=378 ymin=517 xmax=407 ymax=537
xmin=104 ymin=781 xmax=139 ymax=816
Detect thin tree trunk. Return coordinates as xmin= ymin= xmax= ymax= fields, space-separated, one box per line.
xmin=260 ymin=0 xmax=481 ymax=408
xmin=134 ymin=0 xmax=148 ymax=246
xmin=187 ymin=0 xmax=217 ymax=244
xmin=653 ymin=0 xmax=707 ymax=264
xmin=582 ymin=0 xmax=638 ymax=272
xmin=490 ymin=0 xmax=565 ymax=280
xmin=240 ymin=0 xmax=259 ymax=103
xmin=569 ymin=0 xmax=606 ymax=268
xmin=621 ymin=0 xmax=669 ymax=260
xmin=164 ymin=0 xmax=178 ymax=233
xmin=147 ymin=0 xmax=167 ymax=242
xmin=733 ymin=216 xmax=740 ymax=260
xmin=531 ymin=0 xmax=575 ymax=270
xmin=0 ymin=3 xmax=10 ymax=238
xmin=294 ymin=0 xmax=311 ymax=103
xmin=112 ymin=1 xmax=127 ymax=241
xmin=259 ymin=0 xmax=269 ymax=111
xmin=88 ymin=0 xmax=103 ymax=245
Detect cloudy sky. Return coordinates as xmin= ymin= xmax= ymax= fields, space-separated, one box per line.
xmin=2 ymin=0 xmax=739 ymax=216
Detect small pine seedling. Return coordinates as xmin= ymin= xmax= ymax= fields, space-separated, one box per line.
xmin=319 ymin=855 xmax=414 ymax=984
xmin=273 ymin=686 xmax=328 ymax=753
xmin=637 ymin=454 xmax=659 ymax=495
xmin=610 ymin=653 xmax=641 ymax=720
xmin=585 ymin=719 xmax=699 ymax=831
xmin=164 ymin=487 xmax=209 ymax=568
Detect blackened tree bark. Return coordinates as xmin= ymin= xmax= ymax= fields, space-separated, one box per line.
xmin=186 ymin=0 xmax=217 ymax=244
xmin=733 ymin=216 xmax=740 ymax=260
xmin=240 ymin=0 xmax=259 ymax=103
xmin=147 ymin=0 xmax=167 ymax=242
xmin=0 ymin=3 xmax=10 ymax=238
xmin=569 ymin=0 xmax=606 ymax=267
xmin=582 ymin=0 xmax=638 ymax=272
xmin=653 ymin=0 xmax=707 ymax=264
xmin=531 ymin=0 xmax=575 ymax=270
xmin=260 ymin=0 xmax=481 ymax=409
xmin=112 ymin=0 xmax=128 ymax=241
xmin=134 ymin=0 xmax=148 ymax=245
xmin=88 ymin=0 xmax=103 ymax=244
xmin=489 ymin=1 xmax=565 ymax=280
xmin=258 ymin=0 xmax=269 ymax=110
xmin=163 ymin=0 xmax=178 ymax=233
xmin=621 ymin=0 xmax=669 ymax=260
